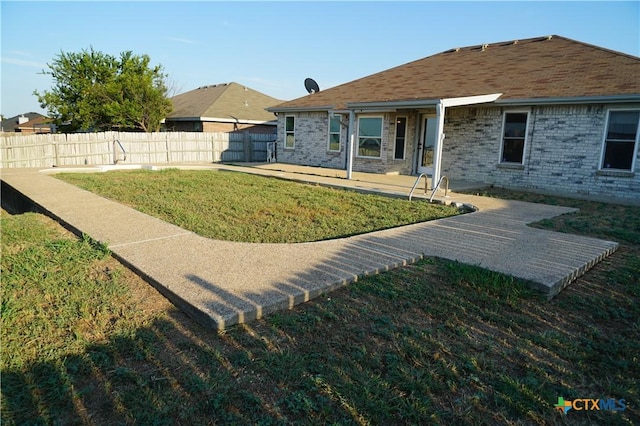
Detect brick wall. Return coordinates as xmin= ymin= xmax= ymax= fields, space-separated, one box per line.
xmin=276 ymin=105 xmax=639 ymax=201
xmin=276 ymin=112 xmax=417 ymax=175
xmin=276 ymin=112 xmax=345 ymax=169
xmin=203 ymin=122 xmax=276 ymax=134
xmin=164 ymin=120 xmax=276 ymax=134
xmin=442 ymin=104 xmax=640 ymax=201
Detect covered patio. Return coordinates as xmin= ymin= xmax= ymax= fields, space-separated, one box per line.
xmin=233 ymin=162 xmax=488 ymax=201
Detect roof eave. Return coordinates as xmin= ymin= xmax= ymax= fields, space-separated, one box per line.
xmin=346 ymin=99 xmax=439 ymax=110
xmin=347 ymin=93 xmax=503 ymax=110
xmin=495 ymin=95 xmax=640 ymax=106
xmin=165 ymin=116 xmax=277 ymax=125
xmin=266 ymin=105 xmax=335 ymax=113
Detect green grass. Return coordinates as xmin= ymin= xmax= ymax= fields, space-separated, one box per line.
xmin=2 ymin=186 xmax=639 ymax=424
xmin=55 ymin=169 xmax=461 ymax=243
xmin=470 ymin=187 xmax=640 ymax=245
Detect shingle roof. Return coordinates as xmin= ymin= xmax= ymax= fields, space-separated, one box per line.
xmin=1 ymin=112 xmax=49 ymax=132
xmin=167 ymin=82 xmax=282 ymax=122
xmin=271 ymin=35 xmax=640 ymax=111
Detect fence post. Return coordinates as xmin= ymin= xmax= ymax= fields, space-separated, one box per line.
xmin=53 ymin=140 xmax=59 ymax=167
xmin=243 ymin=131 xmax=251 ymax=162
xmin=165 ymin=133 xmax=170 ymax=163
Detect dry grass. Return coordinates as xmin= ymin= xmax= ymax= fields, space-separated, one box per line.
xmin=2 ymin=184 xmax=638 ymax=424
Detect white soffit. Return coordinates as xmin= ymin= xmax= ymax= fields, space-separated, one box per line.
xmin=442 ymin=93 xmax=503 ymax=107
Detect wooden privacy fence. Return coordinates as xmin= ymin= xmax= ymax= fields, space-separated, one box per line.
xmin=0 ymin=131 xmax=277 ymax=168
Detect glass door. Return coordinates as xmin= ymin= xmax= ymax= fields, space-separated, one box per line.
xmin=418 ymin=116 xmax=437 ymax=175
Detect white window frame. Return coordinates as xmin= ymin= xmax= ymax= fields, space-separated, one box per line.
xmin=328 ymin=114 xmax=342 ymax=152
xmin=598 ymin=109 xmax=640 ymax=172
xmin=499 ymin=111 xmax=530 ymax=165
xmin=356 ymin=115 xmax=383 ymax=159
xmin=284 ymin=115 xmax=295 ymax=149
xmin=394 ymin=116 xmax=407 ymax=160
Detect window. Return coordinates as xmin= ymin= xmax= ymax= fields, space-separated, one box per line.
xmin=601 ymin=110 xmax=639 ymax=171
xmin=285 ymin=116 xmax=295 ymax=149
xmin=358 ymin=116 xmax=383 ymax=158
xmin=394 ymin=117 xmax=407 ymax=160
xmin=328 ymin=114 xmax=341 ymax=152
xmin=500 ymin=112 xmax=528 ymax=164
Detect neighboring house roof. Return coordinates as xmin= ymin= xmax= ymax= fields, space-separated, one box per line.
xmin=1 ymin=112 xmax=49 ymax=132
xmin=16 ymin=115 xmax=53 ymax=133
xmin=270 ymin=35 xmax=640 ymax=111
xmin=166 ymin=82 xmax=283 ymax=124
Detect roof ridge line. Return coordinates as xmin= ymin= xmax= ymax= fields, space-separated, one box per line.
xmin=552 ymin=35 xmax=640 ymax=61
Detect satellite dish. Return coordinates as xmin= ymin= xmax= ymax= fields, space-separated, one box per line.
xmin=304 ymin=78 xmax=320 ymax=94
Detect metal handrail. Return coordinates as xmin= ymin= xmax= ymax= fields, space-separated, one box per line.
xmin=429 ymin=175 xmax=449 ymax=202
xmin=408 ymin=173 xmax=430 ymax=201
xmin=113 ymin=139 xmax=127 ymax=164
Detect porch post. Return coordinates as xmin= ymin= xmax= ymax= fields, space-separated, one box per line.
xmin=433 ymin=101 xmax=445 ymax=187
xmin=346 ymin=110 xmax=355 ymax=180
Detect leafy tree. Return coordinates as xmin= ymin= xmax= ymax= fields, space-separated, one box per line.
xmin=34 ymin=48 xmax=172 ymax=132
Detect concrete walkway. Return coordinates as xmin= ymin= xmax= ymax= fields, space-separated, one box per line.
xmin=1 ymin=164 xmax=619 ymax=329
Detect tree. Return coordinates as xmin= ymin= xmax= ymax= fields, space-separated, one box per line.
xmin=34 ymin=48 xmax=173 ymax=132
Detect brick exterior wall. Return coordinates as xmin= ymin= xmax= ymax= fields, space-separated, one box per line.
xmin=276 ymin=112 xmax=346 ymax=169
xmin=276 ymin=112 xmax=417 ymax=174
xmin=442 ymin=104 xmax=640 ymax=201
xmin=165 ymin=120 xmax=276 ymax=134
xmin=277 ymin=105 xmax=640 ymax=201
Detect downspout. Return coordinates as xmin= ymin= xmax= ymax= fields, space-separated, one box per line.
xmin=346 ymin=110 xmax=355 ymax=179
xmin=432 ymin=100 xmax=445 ymax=186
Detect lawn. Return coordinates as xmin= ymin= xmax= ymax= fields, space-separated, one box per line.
xmin=54 ymin=169 xmax=462 ymax=243
xmin=1 ymin=186 xmax=639 ymax=424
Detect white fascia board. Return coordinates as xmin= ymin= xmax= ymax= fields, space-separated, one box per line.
xmin=167 ymin=116 xmax=275 ymax=125
xmin=346 ymin=94 xmax=502 ymax=110
xmin=495 ymin=95 xmax=640 ymax=106
xmin=200 ymin=117 xmax=277 ymax=125
xmin=346 ymin=99 xmax=439 ymax=109
xmin=442 ymin=93 xmax=503 ymax=107
xmin=266 ymin=105 xmax=335 ymax=113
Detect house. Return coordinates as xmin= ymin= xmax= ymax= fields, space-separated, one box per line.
xmin=1 ymin=112 xmax=54 ymax=134
xmin=268 ymin=35 xmax=640 ymax=203
xmin=164 ymin=82 xmax=283 ymax=134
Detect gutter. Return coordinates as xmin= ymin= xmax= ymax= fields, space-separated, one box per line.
xmin=346 ymin=94 xmax=503 ymax=110
xmin=266 ymin=105 xmax=335 ymax=113
xmin=269 ymin=94 xmax=640 ymax=114
xmin=347 ymin=99 xmax=440 ymax=109
xmin=495 ymin=95 xmax=640 ymax=106
xmin=165 ymin=116 xmax=277 ymax=125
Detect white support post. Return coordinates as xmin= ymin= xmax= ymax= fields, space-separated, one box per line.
xmin=432 ymin=101 xmax=445 ymax=187
xmin=346 ymin=111 xmax=355 ymax=180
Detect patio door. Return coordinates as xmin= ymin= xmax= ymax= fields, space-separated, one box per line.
xmin=418 ymin=116 xmax=437 ymax=175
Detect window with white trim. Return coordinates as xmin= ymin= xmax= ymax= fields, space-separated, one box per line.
xmin=328 ymin=114 xmax=341 ymax=152
xmin=500 ymin=112 xmax=528 ymax=164
xmin=358 ymin=116 xmax=383 ymax=158
xmin=285 ymin=115 xmax=295 ymax=149
xmin=600 ymin=110 xmax=639 ymax=171
xmin=394 ymin=116 xmax=407 ymax=160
